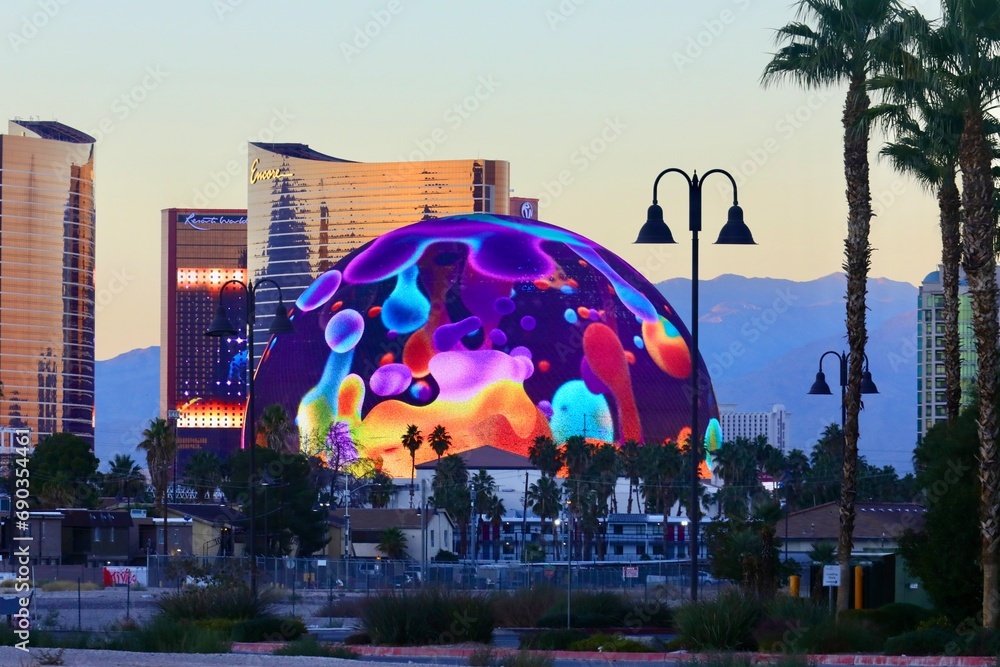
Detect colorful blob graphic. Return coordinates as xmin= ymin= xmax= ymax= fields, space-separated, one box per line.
xmin=253 ymin=214 xmax=721 ymax=477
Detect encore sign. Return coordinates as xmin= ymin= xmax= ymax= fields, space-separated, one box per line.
xmin=249 ymin=158 xmax=293 ymax=184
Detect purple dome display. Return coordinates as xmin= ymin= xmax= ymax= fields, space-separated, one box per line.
xmin=252 ymin=214 xmax=722 ymax=477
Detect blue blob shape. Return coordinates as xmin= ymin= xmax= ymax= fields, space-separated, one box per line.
xmin=381 ymin=264 xmax=430 ymax=334
xmin=489 ymin=328 xmax=507 ymax=346
xmin=549 ymin=380 xmax=614 ymax=443
xmin=410 ymin=380 xmax=433 ymax=402
xmin=633 ymin=335 xmax=644 ymax=349
xmin=564 ymin=308 xmax=578 ymax=324
xmin=296 ymin=270 xmax=342 ymax=312
xmin=325 ymin=309 xmax=365 ymax=353
xmin=559 ymin=285 xmax=575 ymax=294
xmin=663 ymin=320 xmax=680 ymax=337
xmin=494 ymin=297 xmax=516 ymax=315
xmin=520 ymin=315 xmax=536 ymax=331
xmin=434 ymin=316 xmax=482 ymax=351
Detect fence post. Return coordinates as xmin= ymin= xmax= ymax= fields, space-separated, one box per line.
xmin=77 ymin=577 xmax=81 ymax=631
xmin=126 ymin=580 xmax=131 ymax=620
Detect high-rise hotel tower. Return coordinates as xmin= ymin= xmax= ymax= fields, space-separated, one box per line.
xmin=0 ymin=120 xmax=96 ymax=447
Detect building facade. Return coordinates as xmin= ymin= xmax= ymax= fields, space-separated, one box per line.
xmin=160 ymin=208 xmax=248 ymax=463
xmin=0 ymin=120 xmax=96 ymax=447
xmin=916 ymin=266 xmax=977 ymax=440
xmin=245 ymin=144 xmax=510 ymax=358
xmin=718 ymin=403 xmax=790 ymax=452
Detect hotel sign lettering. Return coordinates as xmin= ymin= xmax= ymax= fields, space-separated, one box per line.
xmin=249 ymin=158 xmax=293 ymax=184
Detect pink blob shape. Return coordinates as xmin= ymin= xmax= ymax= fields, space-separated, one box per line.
xmin=489 ymin=329 xmax=508 ymax=346
xmin=325 ymin=309 xmax=365 ymax=353
xmin=370 ymin=363 xmax=413 ymax=397
xmin=296 ymin=270 xmax=342 ymax=312
xmin=520 ymin=315 xmax=536 ymax=331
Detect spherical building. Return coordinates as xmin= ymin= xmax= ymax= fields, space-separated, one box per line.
xmin=252 ymin=214 xmax=722 ymax=477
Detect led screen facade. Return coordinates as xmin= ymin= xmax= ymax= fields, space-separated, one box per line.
xmin=253 ymin=214 xmax=722 ymax=477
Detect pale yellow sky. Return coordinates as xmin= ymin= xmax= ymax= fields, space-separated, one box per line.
xmin=1 ymin=0 xmax=943 ymax=360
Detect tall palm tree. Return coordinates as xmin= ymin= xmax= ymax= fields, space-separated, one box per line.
xmin=258 ymin=403 xmax=294 ymax=452
xmin=431 ymin=454 xmax=471 ymax=555
xmin=183 ymin=450 xmax=223 ymax=502
xmin=762 ymin=0 xmax=910 ymax=611
xmin=528 ymin=435 xmax=562 ymax=477
xmin=620 ymin=440 xmax=642 ymax=514
xmin=137 ymin=417 xmax=177 ymax=556
xmin=377 ymin=526 xmax=408 ymax=560
xmin=486 ymin=493 xmax=506 ymax=561
xmin=428 ymin=424 xmax=452 ymax=461
xmin=401 ymin=424 xmax=423 ymax=508
xmin=527 ymin=475 xmax=561 ymax=560
xmin=104 ymin=454 xmax=145 ymax=501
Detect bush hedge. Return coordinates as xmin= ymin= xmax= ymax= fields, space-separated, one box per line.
xmin=360 ymin=588 xmax=494 ymax=645
xmin=536 ymin=592 xmax=630 ymax=628
xmin=673 ymin=589 xmax=761 ymax=650
xmin=884 ymin=628 xmax=959 ymax=656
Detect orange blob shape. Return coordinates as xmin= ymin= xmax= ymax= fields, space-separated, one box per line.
xmin=642 ymin=318 xmax=692 ymax=379
xmin=576 ymin=306 xmax=590 ymax=319
xmin=331 ymin=301 xmax=343 ymax=312
xmin=367 ymin=306 xmax=382 ymax=318
xmin=402 ymin=328 xmax=435 ymax=378
xmin=378 ymin=352 xmax=395 ymax=367
xmin=582 ymin=322 xmax=641 ymax=442
xmin=538 ymin=360 xmax=551 ymax=372
xmin=624 ymin=351 xmax=635 ymax=364
xmin=533 ymin=279 xmax=550 ymax=290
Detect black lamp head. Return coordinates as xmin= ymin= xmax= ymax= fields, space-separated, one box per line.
xmin=206 ymin=304 xmax=238 ymax=337
xmin=715 ymin=205 xmax=756 ymax=245
xmin=861 ymin=370 xmax=879 ymax=394
xmin=268 ymin=302 xmax=295 ymax=335
xmin=808 ymin=371 xmax=833 ymax=395
xmin=635 ymin=203 xmax=676 ymax=244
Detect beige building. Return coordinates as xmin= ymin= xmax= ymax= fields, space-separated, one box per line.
xmin=329 ymin=508 xmax=454 ymax=562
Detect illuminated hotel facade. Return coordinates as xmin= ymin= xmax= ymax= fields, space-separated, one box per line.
xmin=246 ymin=144 xmax=510 ymax=358
xmin=0 ymin=120 xmax=96 ymax=447
xmin=160 ymin=209 xmax=247 ymax=461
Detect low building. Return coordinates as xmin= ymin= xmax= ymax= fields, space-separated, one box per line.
xmin=59 ymin=509 xmax=134 ymax=566
xmin=166 ymin=504 xmax=244 ymax=557
xmin=329 ymin=508 xmax=454 ymax=562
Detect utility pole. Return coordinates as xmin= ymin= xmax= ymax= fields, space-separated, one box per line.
xmin=521 ymin=471 xmax=528 ymax=561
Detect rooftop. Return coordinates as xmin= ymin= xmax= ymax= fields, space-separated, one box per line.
xmin=10 ymin=119 xmax=95 ymax=144
xmin=250 ymin=142 xmax=353 ymax=162
xmin=784 ymin=502 xmax=925 ymax=542
xmin=416 ymin=445 xmax=535 ymax=471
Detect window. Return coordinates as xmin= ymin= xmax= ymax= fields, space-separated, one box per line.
xmin=94 ymin=527 xmax=102 ymax=543
xmin=614 ymin=545 xmax=623 ymax=556
xmin=636 ymin=544 xmax=646 ymax=556
xmin=613 ymin=525 xmax=623 ymax=535
xmin=430 ymin=530 xmax=435 ymax=548
xmin=635 ymin=525 xmax=646 ymax=535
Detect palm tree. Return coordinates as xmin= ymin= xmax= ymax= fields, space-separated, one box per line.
xmin=368 ymin=468 xmax=395 ymax=509
xmin=258 ymin=403 xmax=294 ymax=452
xmin=528 ymin=435 xmax=562 ymax=477
xmin=183 ymin=450 xmax=223 ymax=502
xmin=921 ymin=2 xmax=1000 ymax=626
xmin=620 ymin=440 xmax=642 ymax=514
xmin=137 ymin=417 xmax=177 ymax=556
xmin=377 ymin=526 xmax=408 ymax=560
xmin=401 ymin=424 xmax=423 ymax=508
xmin=103 ymin=454 xmax=145 ymax=501
xmin=428 ymin=424 xmax=452 ymax=461
xmin=486 ymin=493 xmax=506 ymax=560
xmin=470 ymin=469 xmax=497 ymax=559
xmin=431 ymin=454 xmax=470 ymax=554
xmin=762 ymin=0 xmax=909 ymax=611
xmin=527 ymin=476 xmax=561 ymax=560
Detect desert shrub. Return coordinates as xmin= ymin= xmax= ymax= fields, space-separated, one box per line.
xmin=344 ymin=631 xmax=372 ymax=645
xmin=155 ymin=584 xmax=278 ymax=621
xmin=40 ymin=580 xmax=101 ymax=592
xmin=490 ymin=587 xmax=559 ymax=628
xmin=230 ymin=615 xmax=306 ymax=642
xmin=754 ymin=597 xmax=832 ymax=652
xmin=951 ymin=628 xmax=1000 ymax=656
xmin=469 ymin=645 xmax=498 ymax=666
xmin=536 ymin=591 xmax=630 ymax=628
xmin=567 ymin=633 xmax=653 ymax=652
xmin=797 ymin=618 xmax=885 ymax=654
xmin=496 ymin=651 xmax=554 ymax=667
xmin=684 ymin=654 xmax=755 ymax=667
xmin=841 ymin=602 xmax=935 ymax=638
xmin=434 ymin=549 xmax=460 ymax=562
xmin=107 ymin=617 xmax=230 ymax=654
xmin=884 ymin=627 xmax=959 ymax=656
xmin=360 ymin=588 xmax=494 ymax=645
xmin=518 ymin=628 xmax=587 ymax=650
xmin=623 ymin=597 xmax=673 ymax=629
xmin=673 ymin=589 xmax=761 ymax=651
xmin=274 ymin=636 xmax=358 ymax=658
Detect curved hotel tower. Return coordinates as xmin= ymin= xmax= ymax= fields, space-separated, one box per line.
xmin=0 ymin=120 xmax=96 ymax=447
xmin=246 ymin=144 xmax=509 ymax=358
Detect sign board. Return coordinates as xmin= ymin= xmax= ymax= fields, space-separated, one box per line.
xmin=130 ymin=509 xmax=147 ymax=519
xmin=317 ymin=560 xmax=327 ymax=567
xmin=822 ymin=565 xmax=841 ymax=587
xmin=623 ymin=566 xmax=639 ymax=579
xmin=103 ymin=566 xmax=147 ymax=587
xmin=166 ymin=410 xmax=180 ymax=420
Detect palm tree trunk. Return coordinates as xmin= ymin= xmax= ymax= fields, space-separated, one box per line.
xmin=959 ymin=106 xmax=1000 ymax=629
xmin=938 ymin=175 xmax=963 ymax=423
xmin=838 ymin=74 xmax=873 ymax=613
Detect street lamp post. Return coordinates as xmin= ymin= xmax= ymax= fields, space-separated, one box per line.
xmin=206 ymin=278 xmax=295 ymax=598
xmin=808 ymin=351 xmax=879 ymax=430
xmin=636 ymin=168 xmax=756 ymax=601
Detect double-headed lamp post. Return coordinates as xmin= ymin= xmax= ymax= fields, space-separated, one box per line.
xmin=808 ymin=351 xmax=879 ymax=430
xmin=206 ymin=278 xmax=295 ymax=597
xmin=635 ymin=168 xmax=756 ymax=602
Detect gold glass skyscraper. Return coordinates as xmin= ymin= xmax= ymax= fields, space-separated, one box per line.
xmin=0 ymin=120 xmax=96 ymax=447
xmin=246 ymin=143 xmax=509 ymax=358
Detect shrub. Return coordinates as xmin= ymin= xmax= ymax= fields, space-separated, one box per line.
xmin=107 ymin=617 xmax=230 ymax=654
xmin=314 ymin=595 xmax=366 ymax=618
xmin=840 ymin=603 xmax=935 ymax=638
xmin=519 ymin=628 xmax=587 ymax=650
xmin=469 ymin=645 xmax=498 ymax=666
xmin=40 ymin=580 xmax=101 ymax=592
xmin=884 ymin=627 xmax=959 ymax=656
xmin=684 ymin=654 xmax=755 ymax=667
xmin=673 ymin=589 xmax=761 ymax=650
xmin=434 ymin=550 xmax=460 ymax=562
xmin=344 ymin=631 xmax=372 ymax=645
xmin=274 ymin=636 xmax=359 ymax=658
xmin=360 ymin=588 xmax=494 ymax=645
xmin=623 ymin=597 xmax=673 ymax=629
xmin=798 ymin=618 xmax=885 ymax=654
xmin=230 ymin=615 xmax=306 ymax=643
xmin=536 ymin=591 xmax=630 ymax=628
xmin=755 ymin=597 xmax=832 ymax=652
xmin=155 ymin=584 xmax=278 ymax=621
xmin=490 ymin=587 xmax=559 ymax=628
xmin=567 ymin=633 xmax=653 ymax=652
xmin=496 ymin=651 xmax=554 ymax=667
xmin=952 ymin=628 xmax=1000 ymax=656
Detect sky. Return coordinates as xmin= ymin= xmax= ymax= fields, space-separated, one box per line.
xmin=2 ymin=0 xmax=947 ymax=361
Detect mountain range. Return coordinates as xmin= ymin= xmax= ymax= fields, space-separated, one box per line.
xmin=94 ymin=273 xmax=920 ymax=472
